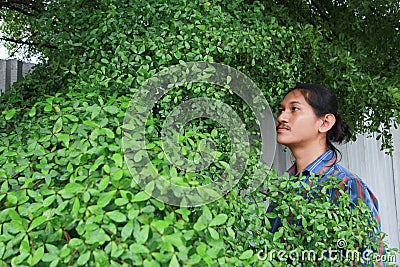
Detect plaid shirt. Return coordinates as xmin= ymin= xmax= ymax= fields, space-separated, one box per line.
xmin=269 ymin=150 xmax=384 ymax=266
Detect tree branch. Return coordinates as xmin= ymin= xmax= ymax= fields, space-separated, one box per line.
xmin=0 ymin=36 xmax=57 ymax=49
xmin=0 ymin=3 xmax=34 ymax=16
xmin=0 ymin=0 xmax=46 ymax=16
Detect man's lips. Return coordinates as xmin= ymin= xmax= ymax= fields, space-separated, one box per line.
xmin=276 ymin=125 xmax=290 ymax=133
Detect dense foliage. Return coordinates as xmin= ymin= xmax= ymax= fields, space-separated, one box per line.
xmin=1 ymin=0 xmax=399 ymax=151
xmin=0 ymin=0 xmax=398 ymax=266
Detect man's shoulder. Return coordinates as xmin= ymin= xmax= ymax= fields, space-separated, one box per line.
xmin=329 ymin=163 xmax=359 ymax=180
xmin=330 ymin=163 xmax=379 ymax=207
xmin=329 ymin=163 xmax=370 ymax=190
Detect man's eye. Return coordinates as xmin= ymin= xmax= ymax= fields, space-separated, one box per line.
xmin=274 ymin=109 xmax=283 ymax=119
xmin=291 ymin=107 xmax=299 ymax=111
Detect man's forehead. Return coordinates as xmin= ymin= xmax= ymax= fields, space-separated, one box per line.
xmin=280 ymin=90 xmax=307 ymax=105
xmin=279 ymin=100 xmax=302 ymax=107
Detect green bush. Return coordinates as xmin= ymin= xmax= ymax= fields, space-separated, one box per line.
xmin=0 ymin=0 xmax=397 ymax=266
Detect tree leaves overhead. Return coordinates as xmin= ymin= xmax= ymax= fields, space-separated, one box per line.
xmin=1 ymin=0 xmax=399 ymax=151
xmin=0 ymin=0 xmax=46 ymax=17
xmin=275 ymin=0 xmax=400 ymax=76
xmin=268 ymin=0 xmax=400 ymax=151
xmin=0 ymin=1 xmax=398 ymax=265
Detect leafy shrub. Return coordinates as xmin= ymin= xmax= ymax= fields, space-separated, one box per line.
xmin=0 ymin=101 xmax=394 ymax=266
xmin=0 ymin=0 xmax=397 ymax=266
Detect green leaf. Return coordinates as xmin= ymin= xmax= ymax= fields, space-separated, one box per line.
xmin=104 ymin=106 xmax=120 ymax=114
xmin=169 ymin=254 xmax=179 ymax=267
xmin=43 ymin=195 xmax=56 ymax=207
xmin=112 ymin=169 xmax=123 ymax=181
xmin=64 ymin=114 xmax=79 ymax=122
xmin=8 ymin=208 xmax=20 ymax=220
xmin=102 ymin=128 xmax=115 ymax=139
xmin=86 ymin=228 xmax=110 ymax=245
xmin=42 ymin=252 xmax=57 ymax=262
xmin=97 ymin=190 xmax=116 ymax=207
xmin=11 ymin=220 xmax=26 ymax=233
xmin=53 ymin=117 xmax=63 ymax=133
xmin=69 ymin=238 xmax=83 ymax=247
xmin=90 ymin=155 xmax=105 ymax=173
xmin=111 ymin=153 xmax=123 ymax=168
xmin=98 ymin=176 xmax=110 ymax=191
xmin=93 ymin=250 xmax=108 ymax=265
xmin=28 ymin=107 xmax=36 ymax=117
xmin=239 ymin=249 xmax=253 ymax=260
xmin=136 ymin=225 xmax=149 ymax=244
xmin=202 ymin=206 xmax=212 ymax=223
xmin=28 ymin=216 xmax=47 ymax=232
xmin=193 ymin=218 xmax=207 ymax=232
xmin=29 ymin=246 xmax=45 ymax=266
xmin=57 ymin=133 xmax=70 ymax=147
xmin=5 ymin=108 xmax=16 ymax=120
xmin=121 ymin=221 xmax=134 ymax=241
xmin=151 ymin=220 xmax=170 ymax=234
xmin=115 ymin=198 xmax=128 ymax=206
xmin=196 ymin=243 xmax=207 ymax=257
xmin=175 ymin=208 xmax=190 ymax=221
xmin=227 ymin=227 xmax=235 ymax=238
xmin=209 ymin=214 xmax=228 ymax=227
xmin=61 ymin=183 xmax=85 ymax=198
xmin=72 ymin=197 xmax=80 ymax=217
xmin=196 ymin=25 xmax=206 ymax=30
xmin=134 ymin=150 xmax=143 ymax=162
xmin=150 ymin=198 xmax=165 ymax=211
xmin=44 ymin=105 xmax=52 ymax=112
xmin=107 ymin=210 xmax=127 ymax=223
xmin=208 ymin=227 xmax=219 ymax=240
xmin=83 ymin=120 xmax=99 ymax=128
xmin=50 ymin=259 xmax=60 ymax=267
xmin=138 ymin=44 xmax=145 ymax=54
xmin=12 ymin=252 xmax=29 ymax=265
xmin=111 ymin=241 xmax=124 ymax=258
xmin=132 ymin=191 xmax=150 ymax=202
xmin=273 ymin=230 xmax=283 ymax=242
xmin=77 ymin=251 xmax=91 ymax=266
xmin=188 ymin=254 xmax=202 ymax=265
xmin=7 ymin=193 xmax=17 ymax=204
xmin=129 ymin=244 xmax=149 ymax=254
xmin=0 ymin=242 xmax=5 ymax=258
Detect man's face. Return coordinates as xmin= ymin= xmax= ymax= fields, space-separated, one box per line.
xmin=276 ymin=90 xmax=322 ymax=148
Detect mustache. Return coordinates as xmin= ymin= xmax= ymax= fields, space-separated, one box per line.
xmin=276 ymin=123 xmax=290 ymax=130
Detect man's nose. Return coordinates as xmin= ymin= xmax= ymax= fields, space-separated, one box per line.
xmin=277 ymin=111 xmax=288 ymax=123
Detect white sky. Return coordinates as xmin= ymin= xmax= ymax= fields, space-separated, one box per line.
xmin=0 ymin=43 xmax=10 ymax=60
xmin=0 ymin=42 xmax=39 ymax=63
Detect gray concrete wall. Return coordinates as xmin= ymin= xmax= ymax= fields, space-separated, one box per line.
xmin=0 ymin=59 xmax=35 ymax=94
xmin=0 ymin=60 xmax=6 ymax=94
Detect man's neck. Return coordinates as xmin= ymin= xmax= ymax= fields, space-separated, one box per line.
xmin=290 ymin=146 xmax=328 ymax=175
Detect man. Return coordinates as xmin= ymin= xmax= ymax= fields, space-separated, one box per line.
xmin=270 ymin=83 xmax=384 ymax=266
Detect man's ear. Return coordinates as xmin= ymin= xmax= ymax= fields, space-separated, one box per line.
xmin=319 ymin=114 xmax=336 ymax=133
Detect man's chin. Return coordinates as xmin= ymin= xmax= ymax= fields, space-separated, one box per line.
xmin=276 ymin=137 xmax=288 ymax=145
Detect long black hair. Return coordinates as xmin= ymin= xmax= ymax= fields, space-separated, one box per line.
xmin=290 ymin=83 xmax=352 ymax=161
